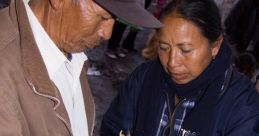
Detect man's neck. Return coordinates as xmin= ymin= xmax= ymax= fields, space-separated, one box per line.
xmin=28 ymin=0 xmax=62 ymax=49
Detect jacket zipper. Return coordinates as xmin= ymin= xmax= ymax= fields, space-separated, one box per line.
xmin=167 ymin=94 xmax=186 ymax=136
xmin=155 ymin=90 xmax=186 ymax=136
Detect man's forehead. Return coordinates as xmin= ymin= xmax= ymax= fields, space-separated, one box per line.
xmin=92 ymin=0 xmax=113 ymax=17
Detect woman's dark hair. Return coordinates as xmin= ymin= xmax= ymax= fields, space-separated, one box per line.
xmin=159 ymin=0 xmax=222 ymax=43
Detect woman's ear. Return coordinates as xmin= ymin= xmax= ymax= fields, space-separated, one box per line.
xmin=212 ymin=34 xmax=223 ymax=59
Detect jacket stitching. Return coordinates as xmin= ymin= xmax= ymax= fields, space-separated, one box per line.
xmin=27 ymin=80 xmax=73 ymax=135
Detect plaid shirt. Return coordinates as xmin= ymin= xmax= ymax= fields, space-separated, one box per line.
xmin=156 ymin=99 xmax=196 ymax=136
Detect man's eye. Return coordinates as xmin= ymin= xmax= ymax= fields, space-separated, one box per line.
xmin=100 ymin=16 xmax=112 ymax=21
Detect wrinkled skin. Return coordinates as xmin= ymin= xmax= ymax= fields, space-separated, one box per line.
xmin=29 ymin=0 xmax=115 ymax=54
xmin=158 ymin=16 xmax=222 ymax=84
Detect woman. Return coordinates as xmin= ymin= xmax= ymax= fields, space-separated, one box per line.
xmin=101 ymin=0 xmax=259 ymax=135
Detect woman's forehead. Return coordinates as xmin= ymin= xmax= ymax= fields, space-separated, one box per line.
xmin=159 ymin=18 xmax=197 ymax=34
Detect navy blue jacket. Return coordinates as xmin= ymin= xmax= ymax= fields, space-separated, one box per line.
xmin=101 ymin=60 xmax=259 ymax=136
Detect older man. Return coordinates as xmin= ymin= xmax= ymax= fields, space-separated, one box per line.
xmin=0 ymin=0 xmax=161 ymax=135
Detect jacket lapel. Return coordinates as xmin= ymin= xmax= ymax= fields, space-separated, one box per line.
xmin=81 ymin=61 xmax=95 ymax=136
xmin=13 ymin=0 xmax=72 ymax=134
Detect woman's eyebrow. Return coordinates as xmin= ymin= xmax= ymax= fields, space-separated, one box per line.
xmin=175 ymin=42 xmax=193 ymax=47
xmin=158 ymin=40 xmax=170 ymax=45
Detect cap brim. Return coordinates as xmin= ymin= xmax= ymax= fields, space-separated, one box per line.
xmin=94 ymin=0 xmax=163 ymax=28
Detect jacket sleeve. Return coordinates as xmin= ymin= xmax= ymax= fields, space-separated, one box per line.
xmin=225 ymin=117 xmax=259 ymax=136
xmin=100 ymin=63 xmax=149 ymax=136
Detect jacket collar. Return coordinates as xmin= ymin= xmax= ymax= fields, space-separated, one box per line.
xmin=14 ymin=0 xmax=58 ymax=97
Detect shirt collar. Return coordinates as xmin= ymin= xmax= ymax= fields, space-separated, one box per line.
xmin=23 ymin=1 xmax=87 ymax=77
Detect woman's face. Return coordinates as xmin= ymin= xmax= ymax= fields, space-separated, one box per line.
xmin=158 ymin=17 xmax=221 ymax=84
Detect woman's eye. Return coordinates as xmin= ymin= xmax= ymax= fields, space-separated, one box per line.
xmin=181 ymin=49 xmax=192 ymax=54
xmin=158 ymin=44 xmax=170 ymax=52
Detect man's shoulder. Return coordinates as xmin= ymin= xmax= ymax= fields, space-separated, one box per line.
xmin=0 ymin=8 xmax=22 ymax=83
xmin=0 ymin=6 xmax=19 ymax=52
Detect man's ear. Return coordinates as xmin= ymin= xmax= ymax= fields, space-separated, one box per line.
xmin=49 ymin=0 xmax=63 ymax=10
xmin=211 ymin=34 xmax=223 ymax=59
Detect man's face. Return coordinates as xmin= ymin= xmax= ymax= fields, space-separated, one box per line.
xmin=59 ymin=0 xmax=115 ymax=53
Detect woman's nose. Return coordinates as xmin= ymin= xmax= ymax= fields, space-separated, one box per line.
xmin=168 ymin=49 xmax=181 ymax=69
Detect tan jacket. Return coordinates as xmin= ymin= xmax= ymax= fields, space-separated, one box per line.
xmin=0 ymin=0 xmax=95 ymax=135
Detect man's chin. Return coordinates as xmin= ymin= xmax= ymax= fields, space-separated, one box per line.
xmin=65 ymin=47 xmax=87 ymax=54
xmin=63 ymin=41 xmax=101 ymax=52
xmin=87 ymin=44 xmax=99 ymax=49
xmin=69 ymin=45 xmax=99 ymax=53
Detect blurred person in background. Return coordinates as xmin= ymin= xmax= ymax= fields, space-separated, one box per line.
xmin=224 ymin=0 xmax=259 ymax=60
xmin=101 ymin=0 xmax=259 ymax=135
xmin=105 ymin=0 xmax=167 ymax=59
xmin=235 ymin=52 xmax=259 ymax=91
xmin=0 ymin=0 xmax=10 ymax=9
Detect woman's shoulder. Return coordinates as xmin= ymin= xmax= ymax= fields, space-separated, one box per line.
xmin=226 ymin=69 xmax=259 ymax=109
xmin=132 ymin=59 xmax=162 ymax=76
xmin=126 ymin=60 xmax=164 ymax=88
xmin=227 ymin=67 xmax=254 ymax=88
xmin=138 ymin=59 xmax=161 ymax=69
xmin=219 ymin=69 xmax=259 ymax=134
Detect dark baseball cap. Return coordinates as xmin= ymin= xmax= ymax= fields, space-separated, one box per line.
xmin=94 ymin=0 xmax=163 ymax=28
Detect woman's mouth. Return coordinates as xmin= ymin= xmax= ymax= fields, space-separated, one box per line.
xmin=171 ymin=73 xmax=188 ymax=81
